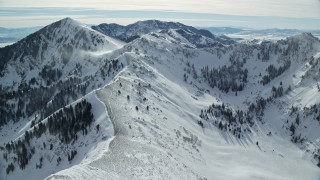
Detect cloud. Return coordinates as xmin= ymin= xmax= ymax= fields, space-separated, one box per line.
xmin=1 ymin=7 xmax=320 ymax=30
xmin=1 ymin=0 xmax=320 ymax=29
xmin=2 ymin=0 xmax=320 ymax=19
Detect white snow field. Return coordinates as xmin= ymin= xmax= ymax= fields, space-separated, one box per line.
xmin=47 ymin=47 xmax=320 ymax=179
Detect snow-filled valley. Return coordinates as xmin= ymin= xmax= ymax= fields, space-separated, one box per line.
xmin=1 ymin=18 xmax=320 ymax=180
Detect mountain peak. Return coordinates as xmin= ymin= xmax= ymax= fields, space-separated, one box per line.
xmin=46 ymin=17 xmax=80 ymax=31
xmin=59 ymin=17 xmax=78 ymax=24
xmin=0 ymin=17 xmax=124 ymax=79
xmin=135 ymin=19 xmax=161 ymax=24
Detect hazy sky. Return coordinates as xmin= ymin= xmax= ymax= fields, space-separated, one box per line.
xmin=1 ymin=0 xmax=320 ymax=29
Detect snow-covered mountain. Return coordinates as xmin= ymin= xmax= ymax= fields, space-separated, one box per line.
xmin=0 ymin=17 xmax=124 ymax=90
xmin=0 ymin=17 xmax=125 ymax=180
xmin=92 ymin=20 xmax=235 ymax=47
xmin=1 ymin=17 xmax=320 ymax=180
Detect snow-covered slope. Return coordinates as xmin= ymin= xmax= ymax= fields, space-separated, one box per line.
xmin=1 ymin=90 xmax=114 ymax=180
xmin=1 ymin=18 xmax=320 ymax=180
xmin=48 ymin=62 xmax=320 ymax=179
xmin=46 ymin=30 xmax=320 ymax=179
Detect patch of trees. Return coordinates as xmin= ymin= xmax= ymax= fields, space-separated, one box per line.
xmin=260 ymin=61 xmax=291 ymax=85
xmin=183 ymin=62 xmax=198 ymax=83
xmin=288 ymin=121 xmax=304 ymax=144
xmin=200 ymin=103 xmax=252 ymax=138
xmin=0 ymin=57 xmax=124 ymax=128
xmin=271 ymin=85 xmax=284 ymax=98
xmin=6 ymin=162 xmax=15 ymax=174
xmin=47 ymin=99 xmax=94 ymax=143
xmin=303 ymin=103 xmax=320 ymax=123
xmin=248 ymin=97 xmax=271 ymax=117
xmin=99 ymin=59 xmax=121 ymax=78
xmin=0 ymin=75 xmax=90 ymax=127
xmin=4 ymin=138 xmax=34 ymax=171
xmin=288 ymin=104 xmax=320 ymax=166
xmin=67 ymin=150 xmax=77 ymax=161
xmin=257 ymin=41 xmax=275 ymax=61
xmin=3 ymin=100 xmax=94 ymax=174
xmin=197 ymin=120 xmax=204 ymax=128
xmin=201 ymin=64 xmax=248 ymax=93
xmin=39 ymin=65 xmax=63 ymax=86
xmin=304 ymin=56 xmax=320 ymax=82
xmin=199 ymin=94 xmax=288 ymax=141
xmin=42 ymin=80 xmax=89 ymax=118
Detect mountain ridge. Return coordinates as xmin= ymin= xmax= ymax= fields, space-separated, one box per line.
xmin=0 ymin=17 xmax=320 ymax=180
xmin=91 ymin=19 xmax=235 ymax=47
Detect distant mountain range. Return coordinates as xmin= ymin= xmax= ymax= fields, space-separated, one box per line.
xmin=203 ymin=27 xmax=320 ymax=40
xmin=91 ymin=20 xmax=235 ymax=47
xmin=2 ymin=24 xmax=320 ymax=47
xmin=0 ymin=27 xmax=42 ymax=46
